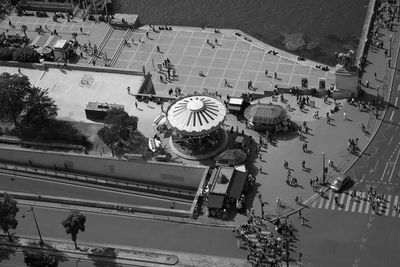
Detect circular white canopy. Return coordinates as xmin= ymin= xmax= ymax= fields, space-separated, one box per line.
xmin=166 ymin=95 xmax=226 ymax=136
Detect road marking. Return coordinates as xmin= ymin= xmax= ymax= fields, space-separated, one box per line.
xmin=318 ymin=197 xmax=324 ymax=208
xmin=312 ymin=199 xmax=318 ymax=208
xmin=351 ymin=198 xmax=358 ymax=212
xmin=370 ymin=160 xmax=379 ymax=174
xmin=358 ymin=194 xmax=365 ymax=213
xmin=389 ymin=135 xmax=394 ymax=145
xmin=365 ymin=201 xmax=371 ymax=214
xmin=331 ymin=194 xmax=338 ymax=210
xmin=395 ymin=97 xmax=399 ymax=107
xmin=385 ymin=195 xmax=392 ymax=216
xmin=325 ymin=191 xmax=333 ymax=209
xmin=390 ymin=110 xmax=395 ymax=121
xmin=338 ymin=194 xmax=346 ymax=211
xmin=393 ymin=196 xmax=399 ymax=217
xmin=381 ymin=162 xmax=389 ymax=182
xmin=345 ymin=194 xmax=352 ymax=211
xmin=389 ymin=148 xmax=400 ymax=183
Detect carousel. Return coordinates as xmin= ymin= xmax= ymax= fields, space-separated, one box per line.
xmin=244 ymin=103 xmax=292 ymax=132
xmin=166 ymin=94 xmax=228 ymax=160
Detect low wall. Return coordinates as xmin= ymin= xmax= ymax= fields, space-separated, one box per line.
xmin=0 ymin=147 xmax=208 ymax=190
xmin=356 ymin=0 xmax=378 ymax=67
xmin=0 ymin=60 xmax=144 ymax=76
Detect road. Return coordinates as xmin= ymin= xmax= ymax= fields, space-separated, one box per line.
xmin=11 ymin=205 xmax=245 ymax=260
xmin=0 ymin=171 xmax=192 ymax=210
xmin=291 ymin=28 xmax=400 ymax=266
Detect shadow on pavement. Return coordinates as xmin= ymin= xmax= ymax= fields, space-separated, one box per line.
xmin=87 ymin=247 xmax=118 ymax=267
xmin=0 ymin=236 xmax=16 ymax=263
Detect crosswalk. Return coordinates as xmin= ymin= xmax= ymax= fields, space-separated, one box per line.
xmin=310 ymin=191 xmax=400 ymax=217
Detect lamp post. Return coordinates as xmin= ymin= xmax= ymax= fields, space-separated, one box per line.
xmin=322 ymin=152 xmax=326 ymax=185
xmin=389 ymin=34 xmax=393 ymax=58
xmin=27 ymin=206 xmax=44 ymax=246
xmin=376 ymin=86 xmax=380 ymax=119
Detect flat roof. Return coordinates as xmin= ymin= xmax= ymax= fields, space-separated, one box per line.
xmin=53 ymin=39 xmax=68 ymax=49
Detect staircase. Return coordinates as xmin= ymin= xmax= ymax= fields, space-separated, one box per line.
xmin=108 ymin=28 xmax=134 ymax=67
xmin=88 ymin=25 xmax=114 ymax=65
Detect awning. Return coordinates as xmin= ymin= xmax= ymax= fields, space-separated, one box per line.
xmin=207 ymin=194 xmax=225 ymax=208
xmin=228 ymin=171 xmax=247 ymax=199
xmin=228 ymin=105 xmax=242 ymax=111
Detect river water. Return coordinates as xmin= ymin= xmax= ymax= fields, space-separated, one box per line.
xmin=112 ymin=0 xmax=369 ymax=66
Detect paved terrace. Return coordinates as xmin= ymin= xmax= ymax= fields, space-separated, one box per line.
xmin=3 ymin=14 xmax=335 ymax=99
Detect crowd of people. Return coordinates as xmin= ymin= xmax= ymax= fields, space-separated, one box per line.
xmin=234 ymin=216 xmax=294 ymax=266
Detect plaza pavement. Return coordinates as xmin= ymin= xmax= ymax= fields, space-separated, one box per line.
xmin=0 ymin=12 xmax=387 ymax=223
xmin=0 ymin=9 xmax=395 ymax=266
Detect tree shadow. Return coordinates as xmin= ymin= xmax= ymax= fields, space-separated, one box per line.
xmin=21 ymin=240 xmax=70 ymax=267
xmin=87 ymin=247 xmax=118 ymax=267
xmin=0 ymin=236 xmax=16 ymax=263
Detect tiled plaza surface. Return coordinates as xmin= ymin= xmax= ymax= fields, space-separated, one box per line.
xmin=2 ymin=14 xmax=335 ymax=99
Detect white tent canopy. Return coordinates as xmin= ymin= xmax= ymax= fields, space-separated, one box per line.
xmin=166 ymin=95 xmax=226 ymax=136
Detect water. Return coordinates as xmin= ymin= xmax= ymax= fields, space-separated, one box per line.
xmin=112 ymin=0 xmax=369 ymax=66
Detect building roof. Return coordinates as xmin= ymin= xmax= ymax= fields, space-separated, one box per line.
xmin=166 ymin=95 xmax=226 ymax=136
xmin=53 ymin=39 xmax=68 ymax=49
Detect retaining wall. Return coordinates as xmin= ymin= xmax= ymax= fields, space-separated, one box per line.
xmin=0 ymin=147 xmax=208 ymax=190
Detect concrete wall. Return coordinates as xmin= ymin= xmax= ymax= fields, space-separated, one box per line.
xmin=0 ymin=147 xmax=208 ymax=190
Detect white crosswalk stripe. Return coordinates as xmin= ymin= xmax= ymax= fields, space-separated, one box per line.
xmin=309 ymin=192 xmax=400 ymax=218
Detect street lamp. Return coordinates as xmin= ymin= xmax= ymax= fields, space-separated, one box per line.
xmin=322 ymin=152 xmax=326 ymax=184
xmin=23 ymin=206 xmax=44 ymax=246
xmin=389 ymin=34 xmax=393 ymax=58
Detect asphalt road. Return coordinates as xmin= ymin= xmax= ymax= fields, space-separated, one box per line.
xmin=291 ymin=34 xmax=400 ymax=266
xmin=0 ymin=171 xmax=192 ymax=210
xmin=13 ymin=205 xmax=246 ymax=260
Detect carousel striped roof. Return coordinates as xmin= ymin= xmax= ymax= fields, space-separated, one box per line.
xmin=166 ymin=95 xmax=226 ymax=136
xmin=244 ymin=103 xmax=288 ymax=125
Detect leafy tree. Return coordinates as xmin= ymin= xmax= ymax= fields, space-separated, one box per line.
xmin=98 ymin=109 xmax=139 ymax=156
xmin=22 ymin=87 xmax=58 ymax=126
xmin=0 ymin=72 xmax=31 ymax=127
xmin=0 ymin=193 xmax=19 ymax=242
xmin=0 ymin=47 xmax=13 ymax=61
xmin=12 ymin=47 xmax=40 ymax=63
xmin=62 ymin=211 xmax=86 ymax=249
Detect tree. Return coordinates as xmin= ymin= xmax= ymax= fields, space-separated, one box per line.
xmin=0 ymin=193 xmax=19 ymax=242
xmin=0 ymin=47 xmax=13 ymax=61
xmin=0 ymin=72 xmax=31 ymax=127
xmin=12 ymin=47 xmax=40 ymax=63
xmin=62 ymin=211 xmax=86 ymax=249
xmin=98 ymin=108 xmax=139 ymax=157
xmin=22 ymin=87 xmax=58 ymax=126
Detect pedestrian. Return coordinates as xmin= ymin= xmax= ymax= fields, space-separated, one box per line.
xmin=301 ymin=217 xmax=305 ymax=226
xmin=343 ymin=112 xmax=347 ymax=120
xmin=135 ymin=101 xmax=138 ymax=109
xmin=283 ymin=160 xmax=288 ymax=169
xmin=302 ymin=160 xmax=306 ymax=169
xmin=298 ymin=253 xmax=302 ymax=263
xmin=374 ymin=72 xmax=377 ymax=80
xmin=259 ymin=165 xmax=262 ymax=174
xmin=366 ymin=79 xmax=369 ymax=87
xmin=276 ymin=197 xmax=281 ymax=207
xmin=259 ymin=154 xmax=262 ymax=160
xmin=8 ymin=19 xmax=11 ymax=26
xmin=80 ymin=27 xmax=83 ymax=33
xmin=224 ymin=78 xmax=229 ymax=87
xmin=351 ymin=191 xmax=356 ymax=198
xmin=328 ymin=160 xmax=334 ymax=167
xmin=127 ymin=86 xmax=130 ymax=93
xmin=265 ymin=69 xmax=268 ymax=76
xmin=18 ymin=67 xmax=21 ymax=75
xmin=257 ymin=192 xmax=262 ymax=202
xmin=302 ymin=143 xmax=308 ymax=152
xmin=274 ymin=72 xmax=278 ymax=79
xmin=157 ymin=46 xmax=161 ymax=53
xmin=146 ymin=32 xmax=149 ymax=38
xmin=334 ymin=196 xmax=339 ymax=205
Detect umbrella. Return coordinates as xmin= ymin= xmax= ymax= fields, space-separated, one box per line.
xmin=216 ymin=149 xmax=247 ymax=165
xmin=244 ymin=103 xmax=288 ymax=125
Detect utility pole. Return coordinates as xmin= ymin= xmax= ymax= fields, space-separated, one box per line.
xmin=29 ymin=207 xmax=44 ymax=246
xmin=322 ymin=152 xmax=326 ymax=184
xmin=376 ymin=86 xmax=379 ymax=119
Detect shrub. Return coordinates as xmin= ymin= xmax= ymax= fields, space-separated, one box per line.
xmin=0 ymin=47 xmax=13 ymax=61
xmin=12 ymin=46 xmax=40 ymax=63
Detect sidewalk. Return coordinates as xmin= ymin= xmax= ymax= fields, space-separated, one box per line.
xmin=0 ymin=235 xmax=247 ymax=267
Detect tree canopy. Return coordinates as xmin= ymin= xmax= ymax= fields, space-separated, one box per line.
xmin=0 ymin=193 xmax=19 ymax=242
xmin=62 ymin=211 xmax=86 ymax=249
